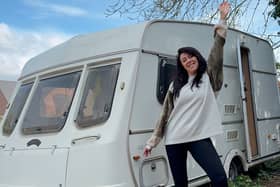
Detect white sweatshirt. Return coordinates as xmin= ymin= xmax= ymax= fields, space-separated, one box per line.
xmin=165 ymin=73 xmax=223 ymax=145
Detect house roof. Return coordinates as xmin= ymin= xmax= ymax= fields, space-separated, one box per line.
xmin=0 ymin=80 xmax=16 ymax=100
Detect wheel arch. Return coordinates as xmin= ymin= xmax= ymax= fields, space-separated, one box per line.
xmin=223 ymin=149 xmax=248 ymax=178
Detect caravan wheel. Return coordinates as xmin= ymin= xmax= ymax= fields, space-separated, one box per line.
xmin=228 ymin=160 xmax=241 ymax=181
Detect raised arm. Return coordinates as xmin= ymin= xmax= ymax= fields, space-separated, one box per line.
xmin=207 ymin=1 xmax=230 ymax=92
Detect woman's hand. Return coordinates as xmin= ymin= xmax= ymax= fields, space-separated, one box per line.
xmin=219 ymin=1 xmax=230 ymax=20
xmin=143 ymin=145 xmax=152 ymax=157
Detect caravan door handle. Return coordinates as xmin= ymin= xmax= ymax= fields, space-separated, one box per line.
xmin=72 ymin=135 xmax=101 ymax=145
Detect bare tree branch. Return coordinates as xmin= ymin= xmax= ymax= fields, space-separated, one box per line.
xmin=262 ymin=3 xmax=271 ymax=37
xmin=106 ymin=0 xmax=278 ymax=46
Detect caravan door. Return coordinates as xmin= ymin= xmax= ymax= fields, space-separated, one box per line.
xmin=236 ymin=39 xmax=258 ymax=162
xmin=237 ymin=37 xmax=280 ymax=162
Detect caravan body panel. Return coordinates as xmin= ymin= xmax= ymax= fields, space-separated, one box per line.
xmin=0 ymin=148 xmax=68 ymax=187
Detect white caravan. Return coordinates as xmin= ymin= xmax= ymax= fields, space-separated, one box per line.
xmin=0 ymin=20 xmax=280 ymax=187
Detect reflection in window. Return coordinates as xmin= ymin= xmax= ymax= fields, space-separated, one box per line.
xmin=2 ymin=83 xmax=33 ymax=135
xmin=157 ymin=58 xmax=176 ymax=104
xmin=42 ymin=88 xmax=74 ymax=117
xmin=22 ymin=72 xmax=81 ymax=134
xmin=77 ymin=64 xmax=120 ymax=127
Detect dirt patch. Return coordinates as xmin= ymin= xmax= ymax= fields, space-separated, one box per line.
xmin=249 ymin=158 xmax=280 ymax=187
xmin=199 ymin=158 xmax=280 ymax=187
xmin=259 ymin=173 xmax=280 ymax=187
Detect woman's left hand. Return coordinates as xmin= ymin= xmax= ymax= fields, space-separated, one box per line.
xmin=219 ymin=1 xmax=230 ymax=20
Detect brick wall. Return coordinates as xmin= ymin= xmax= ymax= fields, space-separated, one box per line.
xmin=0 ymin=90 xmax=7 ymax=116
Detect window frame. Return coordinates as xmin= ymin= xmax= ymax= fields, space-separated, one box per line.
xmin=157 ymin=57 xmax=176 ymax=104
xmin=76 ymin=63 xmax=120 ymax=128
xmin=21 ymin=71 xmax=81 ymax=135
xmin=2 ymin=82 xmax=34 ymax=135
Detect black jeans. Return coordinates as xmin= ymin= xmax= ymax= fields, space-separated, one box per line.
xmin=165 ymin=138 xmax=228 ymax=187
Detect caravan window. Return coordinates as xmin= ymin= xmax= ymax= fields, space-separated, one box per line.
xmin=2 ymin=83 xmax=33 ymax=135
xmin=22 ymin=72 xmax=81 ymax=134
xmin=76 ymin=64 xmax=120 ymax=127
xmin=157 ymin=57 xmax=176 ymax=104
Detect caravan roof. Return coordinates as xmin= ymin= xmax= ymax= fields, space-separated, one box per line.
xmin=20 ymin=22 xmax=148 ymax=79
xmin=20 ymin=20 xmax=272 ymax=80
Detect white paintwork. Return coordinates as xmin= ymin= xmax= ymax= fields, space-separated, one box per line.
xmin=0 ymin=20 xmax=279 ymax=187
xmin=257 ymin=120 xmax=280 ymax=156
xmin=0 ymin=148 xmax=68 ymax=187
xmin=254 ymin=73 xmax=280 ymax=118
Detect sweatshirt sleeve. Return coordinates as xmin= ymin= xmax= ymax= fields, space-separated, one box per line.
xmin=207 ymin=19 xmax=227 ymax=92
xmin=146 ymin=86 xmax=174 ymax=148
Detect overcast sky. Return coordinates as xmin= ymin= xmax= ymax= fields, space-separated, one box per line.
xmin=0 ymin=0 xmax=279 ymax=81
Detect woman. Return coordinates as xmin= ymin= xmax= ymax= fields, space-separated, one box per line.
xmin=143 ymin=2 xmax=230 ymax=187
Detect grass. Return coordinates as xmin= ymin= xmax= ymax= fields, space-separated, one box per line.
xmin=228 ymin=158 xmax=280 ymax=187
xmin=229 ymin=174 xmax=262 ymax=187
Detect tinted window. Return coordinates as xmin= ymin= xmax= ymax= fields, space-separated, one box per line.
xmin=76 ymin=64 xmax=120 ymax=127
xmin=2 ymin=83 xmax=33 ymax=135
xmin=157 ymin=58 xmax=176 ymax=104
xmin=22 ymin=72 xmax=81 ymax=134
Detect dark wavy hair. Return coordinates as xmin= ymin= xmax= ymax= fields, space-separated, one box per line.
xmin=173 ymin=47 xmax=207 ymax=98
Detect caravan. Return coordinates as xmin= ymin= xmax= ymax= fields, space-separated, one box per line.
xmin=0 ymin=20 xmax=279 ymax=187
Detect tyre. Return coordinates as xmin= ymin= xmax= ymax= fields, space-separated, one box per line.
xmin=228 ymin=160 xmax=241 ymax=181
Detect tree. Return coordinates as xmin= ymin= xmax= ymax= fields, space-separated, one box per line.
xmin=269 ymin=0 xmax=280 ymax=24
xmin=276 ymin=62 xmax=280 ymax=70
xmin=106 ymin=0 xmax=279 ymax=42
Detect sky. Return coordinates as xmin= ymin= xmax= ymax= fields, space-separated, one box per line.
xmin=0 ymin=0 xmax=279 ymax=81
xmin=0 ymin=0 xmax=135 ymax=81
